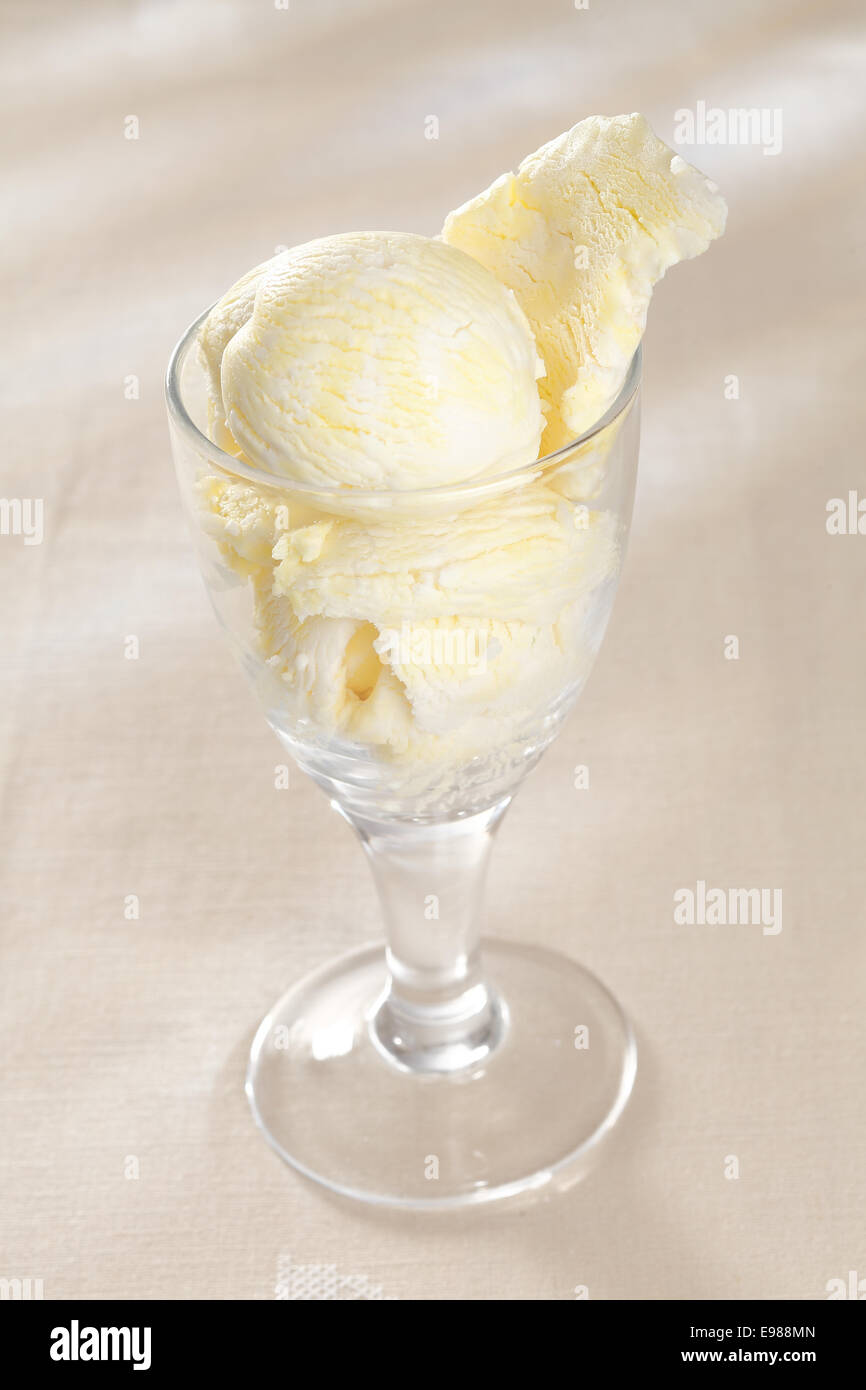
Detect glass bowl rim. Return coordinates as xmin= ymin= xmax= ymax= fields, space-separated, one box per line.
xmin=166 ymin=303 xmax=641 ymax=501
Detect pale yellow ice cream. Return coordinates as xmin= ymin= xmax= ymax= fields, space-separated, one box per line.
xmin=199 ymin=231 xmax=545 ymax=490
xmin=443 ymin=112 xmax=727 ymax=452
xmin=194 ymin=114 xmax=725 ymax=788
xmin=198 ymin=473 xmax=616 ymax=764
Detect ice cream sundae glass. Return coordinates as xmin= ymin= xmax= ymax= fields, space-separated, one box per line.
xmin=167 ymin=115 xmax=725 ymax=1206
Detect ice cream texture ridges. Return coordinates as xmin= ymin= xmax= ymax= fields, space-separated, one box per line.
xmin=443 ymin=113 xmax=726 ymax=452
xmin=198 ymin=473 xmax=618 ymax=762
xmin=194 ymin=114 xmax=725 ymax=775
xmin=199 ymin=231 xmax=545 ymax=490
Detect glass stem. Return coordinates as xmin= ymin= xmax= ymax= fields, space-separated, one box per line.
xmin=339 ymin=798 xmax=511 ymax=1074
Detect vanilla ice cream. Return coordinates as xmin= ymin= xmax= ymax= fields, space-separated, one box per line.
xmin=198 ymin=471 xmax=616 ymax=765
xmin=443 ymin=113 xmax=727 ymax=451
xmin=192 ymin=114 xmax=725 ymax=800
xmin=199 ymin=231 xmax=545 ymax=490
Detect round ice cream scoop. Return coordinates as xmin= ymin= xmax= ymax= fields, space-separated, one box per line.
xmin=199 ymin=231 xmax=545 ymax=490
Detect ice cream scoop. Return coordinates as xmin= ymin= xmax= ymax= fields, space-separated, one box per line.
xmin=443 ymin=112 xmax=727 ymax=451
xmin=199 ymin=472 xmax=616 ymax=762
xmin=199 ymin=230 xmax=546 ymax=491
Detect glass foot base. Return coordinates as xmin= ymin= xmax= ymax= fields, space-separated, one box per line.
xmin=246 ymin=940 xmax=636 ymax=1210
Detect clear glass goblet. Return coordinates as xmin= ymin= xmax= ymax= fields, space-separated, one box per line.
xmin=167 ymin=307 xmax=641 ymax=1209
